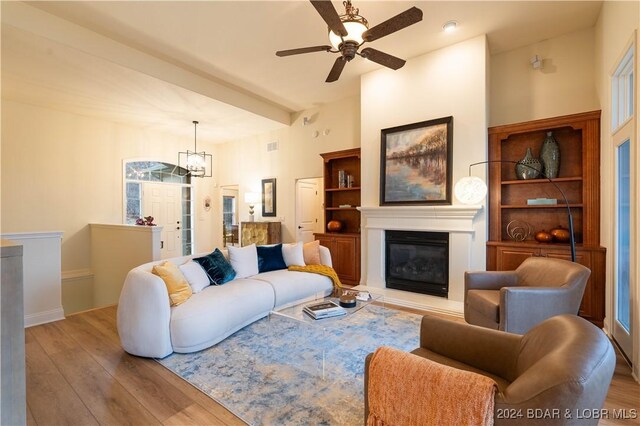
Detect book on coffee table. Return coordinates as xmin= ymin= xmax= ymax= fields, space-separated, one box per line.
xmin=303 ymin=301 xmax=346 ymax=319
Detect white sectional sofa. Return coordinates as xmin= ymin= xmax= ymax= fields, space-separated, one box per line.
xmin=117 ymin=246 xmax=334 ymax=358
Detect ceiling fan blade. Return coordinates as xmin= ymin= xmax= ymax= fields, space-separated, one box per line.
xmin=326 ymin=57 xmax=347 ymax=82
xmin=361 ymin=48 xmax=406 ymax=70
xmin=362 ymin=7 xmax=423 ymax=42
xmin=310 ymin=0 xmax=347 ymax=37
xmin=276 ymin=45 xmax=332 ymax=57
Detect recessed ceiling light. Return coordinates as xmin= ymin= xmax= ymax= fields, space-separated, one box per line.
xmin=443 ymin=21 xmax=457 ymax=33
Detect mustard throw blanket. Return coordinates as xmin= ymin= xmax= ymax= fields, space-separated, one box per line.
xmin=367 ymin=346 xmax=497 ymax=426
xmin=287 ymin=265 xmax=342 ymax=289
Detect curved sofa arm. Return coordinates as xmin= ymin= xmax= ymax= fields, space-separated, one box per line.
xmin=319 ymin=245 xmax=332 ymax=267
xmin=465 ymin=270 xmax=518 ymax=292
xmin=500 ymin=286 xmax=578 ymax=335
xmin=117 ymin=269 xmax=173 ymax=358
xmin=420 ymin=316 xmax=521 ymax=381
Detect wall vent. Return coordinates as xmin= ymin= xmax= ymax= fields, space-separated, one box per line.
xmin=266 ymin=141 xmax=279 ymax=152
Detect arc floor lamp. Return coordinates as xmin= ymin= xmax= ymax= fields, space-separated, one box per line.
xmin=454 ymin=160 xmax=576 ymax=262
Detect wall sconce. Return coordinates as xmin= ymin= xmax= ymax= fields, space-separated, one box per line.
xmin=244 ymin=192 xmax=261 ymax=222
xmin=530 ymin=55 xmax=543 ymax=70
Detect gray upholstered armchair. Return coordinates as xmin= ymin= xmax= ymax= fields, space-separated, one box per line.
xmin=364 ymin=315 xmax=615 ymax=426
xmin=464 ymin=257 xmax=590 ymax=334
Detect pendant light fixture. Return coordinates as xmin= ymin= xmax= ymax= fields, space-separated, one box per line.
xmin=178 ymin=120 xmax=212 ymax=178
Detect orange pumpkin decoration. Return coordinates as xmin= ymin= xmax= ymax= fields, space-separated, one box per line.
xmin=550 ymin=226 xmax=571 ymax=243
xmin=534 ymin=231 xmax=553 ymax=243
xmin=327 ymin=220 xmax=343 ymax=232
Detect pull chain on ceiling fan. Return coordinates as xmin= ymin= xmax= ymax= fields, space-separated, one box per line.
xmin=276 ymin=0 xmax=423 ymax=82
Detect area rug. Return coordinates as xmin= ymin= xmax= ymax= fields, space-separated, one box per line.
xmin=158 ymin=305 xmax=422 ymax=425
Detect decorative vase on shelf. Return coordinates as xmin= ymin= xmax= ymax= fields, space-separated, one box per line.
xmin=515 ymin=148 xmax=542 ymax=180
xmin=540 ymin=131 xmax=560 ymax=178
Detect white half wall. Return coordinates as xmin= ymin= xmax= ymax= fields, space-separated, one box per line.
xmin=1 ymin=232 xmax=65 ymax=327
xmin=360 ymin=35 xmax=489 ymax=310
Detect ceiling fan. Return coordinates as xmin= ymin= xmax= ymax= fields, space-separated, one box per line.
xmin=276 ymin=0 xmax=423 ymax=83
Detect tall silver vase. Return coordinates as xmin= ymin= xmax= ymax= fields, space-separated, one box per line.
xmin=540 ymin=131 xmax=560 ymax=179
xmin=515 ymin=147 xmax=542 ymax=180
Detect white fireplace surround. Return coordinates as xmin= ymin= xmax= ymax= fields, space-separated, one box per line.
xmin=356 ymin=205 xmax=483 ymax=317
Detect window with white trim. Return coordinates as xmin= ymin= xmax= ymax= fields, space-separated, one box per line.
xmin=612 ymin=45 xmax=634 ymax=132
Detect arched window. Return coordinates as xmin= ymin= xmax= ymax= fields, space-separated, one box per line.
xmin=124 ymin=161 xmax=193 ymax=256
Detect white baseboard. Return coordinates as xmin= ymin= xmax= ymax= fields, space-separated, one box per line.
xmin=353 ymin=285 xmax=464 ymax=318
xmin=25 ymin=307 xmax=65 ymax=328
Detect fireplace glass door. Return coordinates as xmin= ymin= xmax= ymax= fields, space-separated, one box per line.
xmin=385 ymin=231 xmax=449 ymax=297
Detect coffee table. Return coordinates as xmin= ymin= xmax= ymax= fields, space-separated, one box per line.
xmin=270 ymin=289 xmax=385 ymax=380
xmin=271 ymin=290 xmax=383 ymax=324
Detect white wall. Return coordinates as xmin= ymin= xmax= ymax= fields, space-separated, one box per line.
xmin=594 ymin=0 xmax=640 ymax=380
xmin=214 ymin=96 xmax=360 ymax=247
xmin=491 ymin=27 xmax=599 ymax=126
xmin=0 ymin=100 xmax=218 ymax=313
xmin=360 ymin=35 xmax=489 ymax=278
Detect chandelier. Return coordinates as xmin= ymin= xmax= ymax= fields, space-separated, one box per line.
xmin=178 ymin=121 xmax=212 ymax=178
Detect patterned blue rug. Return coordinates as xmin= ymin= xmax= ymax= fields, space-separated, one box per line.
xmin=158 ymin=305 xmax=422 ymax=425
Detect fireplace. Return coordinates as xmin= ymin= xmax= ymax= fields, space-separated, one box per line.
xmin=385 ymin=230 xmax=449 ymax=297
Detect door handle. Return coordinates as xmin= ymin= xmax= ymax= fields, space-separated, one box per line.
xmin=298 ymin=226 xmax=303 ymax=229
xmin=161 ymin=241 xmax=164 ymax=249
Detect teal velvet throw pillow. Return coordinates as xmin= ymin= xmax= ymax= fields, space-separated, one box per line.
xmin=256 ymin=244 xmax=287 ymax=273
xmin=194 ymin=249 xmax=236 ymax=285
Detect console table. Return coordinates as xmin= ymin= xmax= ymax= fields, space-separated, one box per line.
xmin=241 ymin=221 xmax=282 ymax=246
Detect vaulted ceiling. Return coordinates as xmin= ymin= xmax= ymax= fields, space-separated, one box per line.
xmin=2 ymin=1 xmax=602 ymax=142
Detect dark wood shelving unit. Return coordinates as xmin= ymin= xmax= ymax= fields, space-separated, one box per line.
xmin=499 ymin=204 xmax=583 ymax=209
xmin=501 ymin=176 xmax=583 ymax=185
xmin=324 ymin=187 xmax=361 ymax=192
xmin=314 ymin=148 xmax=361 ymax=285
xmin=487 ymin=110 xmax=605 ymax=327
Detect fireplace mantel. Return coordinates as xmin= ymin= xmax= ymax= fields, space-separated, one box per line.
xmin=359 ymin=205 xmax=482 ymax=217
xmin=358 ymin=205 xmax=482 ymax=233
xmin=357 ymin=204 xmax=484 ymax=316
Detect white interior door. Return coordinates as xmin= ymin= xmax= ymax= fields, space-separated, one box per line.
xmin=143 ymin=183 xmax=182 ymax=259
xmin=296 ymin=178 xmax=323 ymax=243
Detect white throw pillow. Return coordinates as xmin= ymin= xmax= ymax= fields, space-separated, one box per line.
xmin=282 ymin=242 xmax=305 ymax=267
xmin=228 ymin=244 xmax=259 ymax=279
xmin=179 ymin=261 xmax=210 ymax=293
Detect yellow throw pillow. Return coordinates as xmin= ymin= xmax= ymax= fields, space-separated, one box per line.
xmin=303 ymin=240 xmax=321 ymax=265
xmin=152 ymin=261 xmax=192 ymax=306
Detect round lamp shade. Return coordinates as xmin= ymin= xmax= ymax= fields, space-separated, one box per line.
xmin=244 ymin=192 xmax=261 ymax=204
xmin=329 ymin=21 xmax=368 ymax=49
xmin=454 ymin=176 xmax=488 ymax=205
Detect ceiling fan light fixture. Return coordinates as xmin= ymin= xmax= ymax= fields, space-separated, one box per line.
xmin=329 ymin=20 xmax=368 ymax=49
xmin=443 ymin=20 xmax=458 ymax=33
xmin=276 ymin=1 xmax=423 ymax=82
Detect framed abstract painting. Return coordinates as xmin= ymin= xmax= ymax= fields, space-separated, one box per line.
xmin=262 ymin=178 xmax=276 ymax=217
xmin=380 ymin=116 xmax=453 ymax=205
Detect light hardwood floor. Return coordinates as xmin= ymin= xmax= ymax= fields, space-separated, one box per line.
xmin=26 ymin=305 xmax=639 ymax=425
